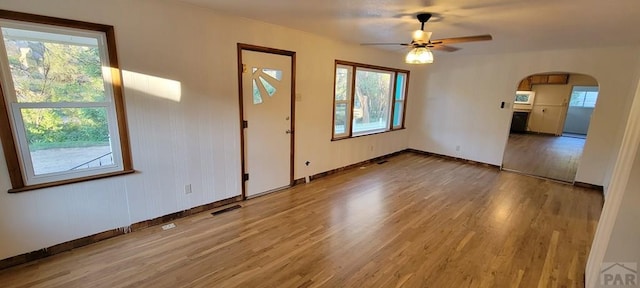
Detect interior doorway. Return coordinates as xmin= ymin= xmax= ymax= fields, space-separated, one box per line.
xmin=502 ymin=73 xmax=599 ymax=182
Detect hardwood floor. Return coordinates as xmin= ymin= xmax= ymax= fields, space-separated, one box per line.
xmin=503 ymin=133 xmax=586 ymax=182
xmin=0 ymin=153 xmax=603 ymax=288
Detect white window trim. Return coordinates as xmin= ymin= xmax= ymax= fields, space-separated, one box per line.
xmin=351 ymin=67 xmax=394 ymax=137
xmin=10 ymin=102 xmax=123 ymax=185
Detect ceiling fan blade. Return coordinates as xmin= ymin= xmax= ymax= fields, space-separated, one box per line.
xmin=430 ymin=34 xmax=492 ymax=45
xmin=360 ymin=43 xmax=411 ymax=46
xmin=431 ymin=45 xmax=460 ymax=52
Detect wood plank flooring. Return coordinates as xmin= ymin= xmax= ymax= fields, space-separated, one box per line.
xmin=502 ymin=133 xmax=586 ymax=182
xmin=0 ymin=152 xmax=603 ymax=288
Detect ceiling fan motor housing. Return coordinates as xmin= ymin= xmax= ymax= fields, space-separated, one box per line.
xmin=417 ymin=13 xmax=432 ymax=26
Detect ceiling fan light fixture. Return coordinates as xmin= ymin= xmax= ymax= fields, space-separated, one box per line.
xmin=405 ymin=47 xmax=434 ymax=64
xmin=412 ymin=30 xmax=432 ymax=43
xmin=359 ymin=12 xmax=491 ymax=63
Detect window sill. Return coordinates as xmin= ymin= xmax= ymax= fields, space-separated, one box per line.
xmin=8 ymin=169 xmax=136 ymax=193
xmin=332 ymin=127 xmax=406 ymax=141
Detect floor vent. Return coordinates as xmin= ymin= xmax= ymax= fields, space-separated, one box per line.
xmin=211 ymin=204 xmax=242 ymax=216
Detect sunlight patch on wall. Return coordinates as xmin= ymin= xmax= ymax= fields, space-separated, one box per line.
xmin=120 ymin=70 xmax=182 ymax=102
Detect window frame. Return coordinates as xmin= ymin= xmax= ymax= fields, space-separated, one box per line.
xmin=0 ymin=10 xmax=133 ymax=193
xmin=569 ymin=86 xmax=599 ymax=108
xmin=332 ymin=64 xmax=353 ymax=139
xmin=392 ymin=72 xmax=408 ymax=130
xmin=331 ymin=60 xmax=409 ymax=140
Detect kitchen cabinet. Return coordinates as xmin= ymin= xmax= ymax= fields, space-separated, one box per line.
xmin=518 ymin=77 xmax=532 ymax=91
xmin=547 ymin=74 xmax=569 ymax=84
xmin=517 ymin=73 xmax=569 ymax=91
xmin=530 ymin=75 xmax=548 ymax=84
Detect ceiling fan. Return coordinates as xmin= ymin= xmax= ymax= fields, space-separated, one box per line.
xmin=362 ymin=13 xmax=493 ymax=64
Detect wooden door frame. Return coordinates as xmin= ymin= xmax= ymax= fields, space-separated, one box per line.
xmin=237 ymin=43 xmax=296 ymax=200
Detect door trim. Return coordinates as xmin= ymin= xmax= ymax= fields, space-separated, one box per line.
xmin=237 ymin=43 xmax=296 ymax=200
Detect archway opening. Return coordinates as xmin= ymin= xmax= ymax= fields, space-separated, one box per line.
xmin=502 ymin=72 xmax=599 ymax=182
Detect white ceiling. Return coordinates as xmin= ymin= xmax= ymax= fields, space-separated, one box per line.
xmin=179 ymin=0 xmax=640 ymax=55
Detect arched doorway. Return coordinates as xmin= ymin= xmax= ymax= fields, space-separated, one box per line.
xmin=502 ymin=73 xmax=599 ymax=182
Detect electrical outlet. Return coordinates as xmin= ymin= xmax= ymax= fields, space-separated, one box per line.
xmin=456 ymin=145 xmax=461 ymax=152
xmin=162 ymin=223 xmax=176 ymax=230
xmin=184 ymin=184 xmax=192 ymax=194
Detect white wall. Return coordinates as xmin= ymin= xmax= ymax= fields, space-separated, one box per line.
xmin=407 ymin=47 xmax=640 ymax=188
xmin=585 ymin=70 xmax=640 ymax=288
xmin=602 ymin=143 xmax=640 ymax=264
xmin=0 ymin=0 xmax=410 ymax=260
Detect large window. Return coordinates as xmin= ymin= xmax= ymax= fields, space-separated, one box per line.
xmin=0 ymin=10 xmax=132 ymax=192
xmin=332 ymin=61 xmax=409 ymax=139
xmin=569 ymin=86 xmax=599 ymax=108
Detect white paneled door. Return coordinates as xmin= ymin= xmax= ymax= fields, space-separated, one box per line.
xmin=241 ymin=50 xmax=293 ymax=198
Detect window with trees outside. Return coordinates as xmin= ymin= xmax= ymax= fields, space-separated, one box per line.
xmin=0 ymin=10 xmax=132 ymax=192
xmin=333 ymin=60 xmax=409 ymax=140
